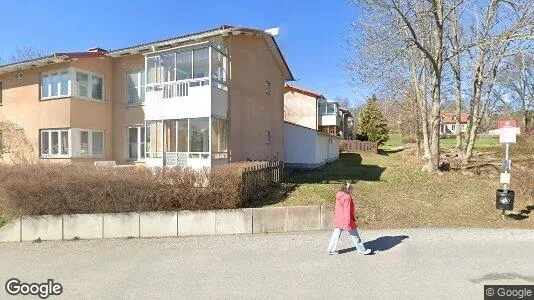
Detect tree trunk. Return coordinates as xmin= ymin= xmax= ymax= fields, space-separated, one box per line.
xmin=420 ymin=63 xmax=431 ymax=158
xmin=426 ymin=74 xmax=442 ymax=173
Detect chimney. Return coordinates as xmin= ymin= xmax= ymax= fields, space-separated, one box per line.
xmin=87 ymin=47 xmax=109 ymax=53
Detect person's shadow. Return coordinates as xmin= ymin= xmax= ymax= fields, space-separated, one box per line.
xmin=339 ymin=235 xmax=409 ymax=255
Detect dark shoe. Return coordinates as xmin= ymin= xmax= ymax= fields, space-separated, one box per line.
xmin=328 ymin=251 xmax=339 ymax=256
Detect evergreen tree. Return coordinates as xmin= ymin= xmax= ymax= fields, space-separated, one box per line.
xmin=360 ymin=95 xmax=389 ymax=145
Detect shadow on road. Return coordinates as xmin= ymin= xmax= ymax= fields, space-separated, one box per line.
xmin=338 ymin=235 xmax=409 ymax=255
xmin=364 ymin=235 xmax=409 ymax=253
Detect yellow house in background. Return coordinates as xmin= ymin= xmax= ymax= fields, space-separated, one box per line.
xmin=0 ymin=25 xmax=293 ymax=168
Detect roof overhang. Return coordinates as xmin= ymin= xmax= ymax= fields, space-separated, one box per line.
xmin=0 ymin=26 xmax=294 ymax=81
xmin=0 ymin=52 xmax=107 ymax=75
xmin=107 ymin=26 xmax=294 ymax=81
xmin=0 ymin=55 xmax=69 ymax=75
xmin=285 ymin=83 xmax=323 ymax=98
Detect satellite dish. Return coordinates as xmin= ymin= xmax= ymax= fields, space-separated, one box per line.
xmin=265 ymin=27 xmax=280 ymax=36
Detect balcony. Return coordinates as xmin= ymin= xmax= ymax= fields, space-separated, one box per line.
xmin=144 ymin=43 xmax=229 ymax=121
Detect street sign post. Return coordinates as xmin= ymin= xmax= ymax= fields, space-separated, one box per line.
xmin=496 ymin=120 xmax=518 ymax=216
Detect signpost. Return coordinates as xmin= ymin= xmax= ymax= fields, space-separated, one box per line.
xmin=496 ymin=120 xmax=518 ymax=216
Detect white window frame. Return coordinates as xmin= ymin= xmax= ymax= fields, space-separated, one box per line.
xmin=73 ymin=68 xmax=105 ymax=102
xmin=71 ymin=129 xmax=105 ymax=158
xmin=39 ymin=129 xmax=71 ymax=158
xmin=41 ymin=69 xmax=71 ymax=100
xmin=127 ymin=125 xmax=145 ymax=161
xmin=126 ymin=69 xmax=145 ymax=106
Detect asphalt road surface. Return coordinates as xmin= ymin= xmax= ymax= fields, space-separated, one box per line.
xmin=1 ymin=228 xmax=534 ymax=299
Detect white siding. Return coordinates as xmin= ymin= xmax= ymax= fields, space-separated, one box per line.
xmin=145 ymin=84 xmax=211 ymax=120
xmin=284 ymin=123 xmax=340 ymax=168
xmin=284 ymin=123 xmax=317 ymax=164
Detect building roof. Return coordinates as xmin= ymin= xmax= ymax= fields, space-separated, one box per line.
xmin=284 ymin=121 xmax=343 ymax=139
xmin=339 ymin=107 xmax=353 ymax=118
xmin=0 ymin=51 xmax=107 ymax=74
xmin=0 ymin=25 xmax=294 ymax=81
xmin=284 ymin=83 xmax=324 ymax=98
xmin=442 ymin=112 xmax=469 ymax=124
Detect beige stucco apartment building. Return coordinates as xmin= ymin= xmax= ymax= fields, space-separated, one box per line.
xmin=0 ymin=25 xmax=293 ymax=168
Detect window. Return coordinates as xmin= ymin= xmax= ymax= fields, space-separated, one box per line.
xmin=147 ymin=56 xmax=160 ymax=84
xmin=265 ymin=131 xmax=271 ymax=144
xmin=189 ymin=118 xmax=209 ymax=152
xmin=75 ymin=71 xmax=103 ymax=101
xmin=92 ymin=131 xmax=104 ymax=155
xmin=211 ymin=49 xmax=227 ymax=83
xmin=41 ymin=70 xmax=69 ymax=100
xmin=91 ymin=76 xmax=103 ymax=100
xmin=175 ymin=51 xmax=193 ymax=80
xmin=164 ymin=120 xmax=177 ymax=152
xmin=146 ymin=120 xmax=163 ymax=157
xmin=319 ymin=103 xmax=337 ymax=115
xmin=265 ymin=81 xmax=271 ymax=95
xmin=76 ymin=72 xmax=88 ymax=97
xmin=177 ymin=120 xmax=188 ymax=152
xmin=211 ymin=118 xmax=228 ymax=154
xmin=71 ymin=129 xmax=104 ymax=157
xmin=40 ymin=129 xmax=69 ymax=158
xmin=128 ymin=126 xmax=146 ymax=161
xmin=193 ymin=48 xmax=209 ymax=79
xmin=161 ymin=53 xmax=176 ymax=83
xmin=451 ymin=124 xmax=456 ymax=132
xmin=80 ymin=131 xmax=89 ymax=155
xmin=127 ymin=69 xmax=145 ymax=106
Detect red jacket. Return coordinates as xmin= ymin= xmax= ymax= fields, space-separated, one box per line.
xmin=333 ymin=191 xmax=357 ymax=230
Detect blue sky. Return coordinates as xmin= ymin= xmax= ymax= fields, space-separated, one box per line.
xmin=0 ymin=0 xmax=370 ymax=106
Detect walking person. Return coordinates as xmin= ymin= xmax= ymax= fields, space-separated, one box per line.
xmin=327 ymin=182 xmax=372 ymax=255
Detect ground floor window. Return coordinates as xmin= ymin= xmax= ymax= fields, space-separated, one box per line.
xmin=40 ymin=129 xmax=69 ymax=158
xmin=211 ymin=118 xmax=228 ymax=159
xmin=144 ymin=117 xmax=227 ymax=159
xmin=40 ymin=128 xmax=104 ymax=158
xmin=71 ymin=129 xmax=105 ymax=157
xmin=128 ymin=126 xmax=145 ymax=161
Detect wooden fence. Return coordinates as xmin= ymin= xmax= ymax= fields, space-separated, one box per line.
xmin=339 ymin=140 xmax=378 ymax=153
xmin=241 ymin=161 xmax=283 ymax=200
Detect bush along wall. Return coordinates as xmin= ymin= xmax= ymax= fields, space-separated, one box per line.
xmin=0 ymin=162 xmax=273 ymax=217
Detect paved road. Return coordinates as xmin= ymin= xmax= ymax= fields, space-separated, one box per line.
xmin=1 ymin=228 xmax=534 ymax=299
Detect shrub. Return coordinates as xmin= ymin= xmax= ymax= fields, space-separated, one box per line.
xmin=0 ymin=162 xmax=266 ymax=217
xmin=360 ymin=95 xmax=389 ymax=145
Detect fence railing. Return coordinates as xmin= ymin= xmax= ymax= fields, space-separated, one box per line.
xmin=241 ymin=161 xmax=283 ymax=200
xmin=339 ymin=140 xmax=378 ymax=153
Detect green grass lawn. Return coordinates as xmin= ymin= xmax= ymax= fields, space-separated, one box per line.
xmin=250 ymin=151 xmax=533 ymax=229
xmin=440 ymin=137 xmax=500 ymax=149
xmin=382 ymin=133 xmax=403 ymax=149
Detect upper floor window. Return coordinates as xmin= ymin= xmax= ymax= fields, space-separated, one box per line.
xmin=75 ymin=71 xmax=103 ymax=101
xmin=319 ymin=103 xmax=337 ymax=115
xmin=40 ymin=68 xmax=104 ymax=102
xmin=41 ymin=70 xmax=69 ymax=100
xmin=127 ymin=69 xmax=146 ymax=106
xmin=146 ymin=46 xmax=226 ymax=86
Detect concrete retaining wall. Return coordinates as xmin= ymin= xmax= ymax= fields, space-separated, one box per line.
xmin=0 ymin=205 xmax=334 ymax=242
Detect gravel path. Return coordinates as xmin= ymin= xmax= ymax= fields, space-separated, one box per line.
xmin=1 ymin=228 xmax=534 ymax=299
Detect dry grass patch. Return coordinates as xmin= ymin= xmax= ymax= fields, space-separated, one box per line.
xmin=259 ymin=145 xmax=533 ymax=229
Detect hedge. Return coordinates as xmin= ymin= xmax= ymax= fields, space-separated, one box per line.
xmin=0 ymin=163 xmax=263 ymax=217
